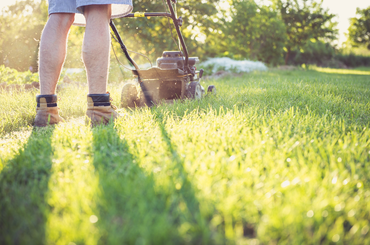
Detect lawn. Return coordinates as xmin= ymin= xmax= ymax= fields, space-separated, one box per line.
xmin=0 ymin=68 xmax=369 ymax=244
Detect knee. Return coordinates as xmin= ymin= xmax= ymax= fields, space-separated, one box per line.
xmin=84 ymin=5 xmax=111 ymax=23
xmin=48 ymin=13 xmax=75 ymax=31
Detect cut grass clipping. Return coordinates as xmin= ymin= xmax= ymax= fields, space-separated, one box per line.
xmin=0 ymin=68 xmax=369 ymax=244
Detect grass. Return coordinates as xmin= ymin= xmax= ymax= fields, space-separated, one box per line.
xmin=0 ymin=68 xmax=370 ymax=244
xmin=309 ymin=65 xmax=370 ymax=75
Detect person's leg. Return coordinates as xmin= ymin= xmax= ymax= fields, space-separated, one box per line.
xmin=83 ymin=5 xmax=119 ymax=126
xmin=39 ymin=13 xmax=75 ymax=94
xmin=82 ymin=5 xmax=111 ymax=94
xmin=35 ymin=13 xmax=74 ymax=127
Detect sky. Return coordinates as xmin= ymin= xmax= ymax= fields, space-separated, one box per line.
xmin=0 ymin=0 xmax=369 ymax=45
xmin=320 ymin=0 xmax=369 ymax=45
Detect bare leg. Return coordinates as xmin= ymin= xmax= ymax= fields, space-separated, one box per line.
xmin=82 ymin=5 xmax=111 ymax=94
xmin=39 ymin=13 xmax=75 ymax=95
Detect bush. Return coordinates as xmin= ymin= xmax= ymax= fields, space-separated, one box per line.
xmin=0 ymin=65 xmax=39 ymax=85
xmin=292 ymin=41 xmax=335 ymax=65
xmin=285 ymin=40 xmax=370 ymax=68
xmin=335 ymin=53 xmax=370 ymax=67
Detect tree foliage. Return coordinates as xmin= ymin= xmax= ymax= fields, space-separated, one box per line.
xmin=208 ymin=0 xmax=286 ymax=65
xmin=274 ymin=0 xmax=337 ymax=64
xmin=348 ymin=6 xmax=370 ymax=50
xmin=0 ymin=0 xmax=344 ymax=70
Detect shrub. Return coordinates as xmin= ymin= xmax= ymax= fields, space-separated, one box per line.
xmin=0 ymin=65 xmax=39 ymax=85
xmin=335 ymin=53 xmax=370 ymax=67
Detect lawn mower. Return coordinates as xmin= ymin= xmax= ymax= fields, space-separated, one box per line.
xmin=109 ymin=0 xmax=216 ymax=108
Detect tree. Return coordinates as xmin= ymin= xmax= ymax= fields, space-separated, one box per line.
xmin=210 ymin=0 xmax=286 ymax=65
xmin=273 ymin=0 xmax=337 ymax=64
xmin=348 ymin=6 xmax=370 ymax=50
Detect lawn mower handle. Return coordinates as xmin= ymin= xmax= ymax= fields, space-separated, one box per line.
xmin=111 ymin=0 xmax=191 ymax=74
xmin=110 ymin=20 xmax=140 ymax=71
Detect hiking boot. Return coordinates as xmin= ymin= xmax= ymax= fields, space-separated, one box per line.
xmin=34 ymin=94 xmax=64 ymax=127
xmin=86 ymin=93 xmax=119 ymax=127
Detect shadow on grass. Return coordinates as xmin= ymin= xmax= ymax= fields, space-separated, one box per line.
xmin=0 ymin=127 xmax=55 ymax=245
xmin=91 ymin=123 xmax=215 ymax=244
xmin=155 ymin=117 xmax=204 ymax=219
xmin=154 ymin=115 xmax=215 ymax=243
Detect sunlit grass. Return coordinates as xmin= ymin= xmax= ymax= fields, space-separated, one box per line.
xmin=353 ymin=66 xmax=370 ymax=72
xmin=309 ymin=65 xmax=370 ymax=75
xmin=46 ymin=122 xmax=101 ymax=245
xmin=0 ymin=69 xmax=369 ymax=244
xmin=0 ymin=83 xmax=123 ymax=136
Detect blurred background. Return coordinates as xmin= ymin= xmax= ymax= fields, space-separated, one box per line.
xmin=0 ymin=0 xmax=369 ymax=74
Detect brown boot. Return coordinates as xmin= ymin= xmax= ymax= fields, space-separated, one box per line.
xmin=34 ymin=95 xmax=64 ymax=127
xmin=86 ymin=93 xmax=119 ymax=127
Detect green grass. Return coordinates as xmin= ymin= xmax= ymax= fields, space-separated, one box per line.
xmin=0 ymin=69 xmax=370 ymax=244
xmin=309 ymin=65 xmax=370 ymax=75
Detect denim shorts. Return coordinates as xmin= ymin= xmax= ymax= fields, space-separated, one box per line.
xmin=48 ymin=0 xmax=133 ymax=26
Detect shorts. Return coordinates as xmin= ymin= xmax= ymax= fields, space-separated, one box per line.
xmin=48 ymin=0 xmax=133 ymax=26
